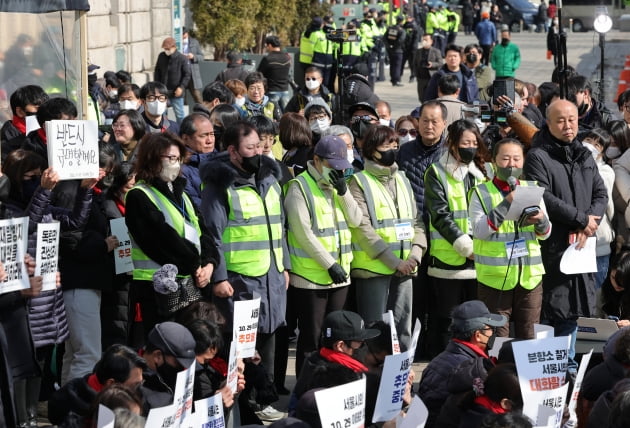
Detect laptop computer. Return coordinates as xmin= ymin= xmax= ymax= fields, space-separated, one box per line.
xmin=577 ymin=317 xmax=619 ymax=341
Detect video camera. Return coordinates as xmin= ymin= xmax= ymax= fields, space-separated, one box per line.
xmin=326 ymin=29 xmax=360 ymax=43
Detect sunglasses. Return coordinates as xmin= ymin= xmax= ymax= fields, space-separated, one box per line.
xmin=398 ymin=128 xmax=418 ymax=137
xmin=352 ymin=115 xmax=378 ymax=123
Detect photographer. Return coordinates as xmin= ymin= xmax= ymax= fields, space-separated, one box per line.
xmin=469 ymin=138 xmax=551 ymax=340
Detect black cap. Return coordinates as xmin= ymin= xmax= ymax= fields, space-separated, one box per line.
xmin=451 ymin=300 xmax=507 ymax=332
xmin=348 ymin=101 xmax=378 ymax=120
xmin=321 ymin=310 xmax=380 ymax=342
xmin=148 ymin=322 xmax=196 ymax=368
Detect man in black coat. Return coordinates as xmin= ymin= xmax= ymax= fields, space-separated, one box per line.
xmin=386 ymin=16 xmax=407 ymax=87
xmin=524 ymin=99 xmax=608 ymax=374
xmin=154 ymin=37 xmax=191 ymax=124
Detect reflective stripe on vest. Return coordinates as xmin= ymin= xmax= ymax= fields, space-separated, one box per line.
xmin=472 ymin=180 xmax=545 ymax=290
xmin=299 ymin=31 xmax=319 ymax=64
xmin=223 ymin=182 xmax=284 ymax=277
xmin=129 ymin=183 xmax=201 ymax=281
xmin=350 ymin=171 xmax=415 ymax=275
xmin=287 ymin=172 xmax=353 ymax=285
xmin=427 ymin=162 xmax=483 ymax=266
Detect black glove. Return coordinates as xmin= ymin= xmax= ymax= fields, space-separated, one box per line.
xmin=327 ymin=263 xmax=348 ymax=284
xmin=328 ymin=169 xmax=347 ymax=196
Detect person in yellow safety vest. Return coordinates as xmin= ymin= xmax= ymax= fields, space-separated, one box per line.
xmin=341 ymin=21 xmax=365 ymax=73
xmin=360 ymin=12 xmax=376 ymax=51
xmin=312 ymin=24 xmax=335 ymax=91
xmin=434 ymin=5 xmax=449 ymax=56
xmin=199 ymin=121 xmax=290 ymax=386
xmin=284 ymin=135 xmax=363 ymax=374
xmin=469 ymin=138 xmax=551 ymax=339
xmin=300 ymin=17 xmax=325 ymax=74
xmin=126 ymin=132 xmax=218 ymax=335
xmin=426 ymin=6 xmax=445 ymax=57
xmin=348 ymin=126 xmax=427 ymax=351
xmin=445 ymin=5 xmax=461 ymax=45
xmin=423 ymin=119 xmax=492 ymax=356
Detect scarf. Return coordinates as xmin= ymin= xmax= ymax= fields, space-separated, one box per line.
xmin=452 ymin=339 xmax=490 ymax=359
xmin=12 ymin=116 xmax=26 ymax=135
xmin=319 ymin=347 xmax=369 ymax=373
xmin=37 ymin=127 xmax=47 ymax=143
xmin=115 ymin=197 xmax=126 ymax=216
xmin=87 ymin=373 xmax=104 ymax=393
xmin=207 ymin=357 xmax=228 ymax=377
xmin=474 ymin=395 xmax=507 ymax=414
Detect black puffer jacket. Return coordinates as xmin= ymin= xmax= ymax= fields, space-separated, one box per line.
xmin=396 ymin=136 xmax=445 ymax=226
xmin=47 ymin=374 xmax=96 ymax=425
xmin=417 ymin=340 xmax=484 ymax=428
xmin=524 ymin=126 xmax=608 ymax=320
xmin=154 ymin=50 xmax=191 ymax=94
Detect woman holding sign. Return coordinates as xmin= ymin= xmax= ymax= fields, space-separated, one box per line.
xmin=348 ymin=125 xmax=426 ymax=352
xmin=125 ymin=132 xmax=218 ymax=340
xmin=469 ymin=138 xmax=551 ymax=339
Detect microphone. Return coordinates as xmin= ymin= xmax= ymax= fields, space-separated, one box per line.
xmin=507 ymin=176 xmax=517 ymax=192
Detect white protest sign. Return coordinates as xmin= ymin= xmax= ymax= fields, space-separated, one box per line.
xmin=315 ymin=378 xmax=366 ymax=428
xmin=232 ymin=296 xmax=261 ymax=358
xmin=396 ymin=395 xmax=428 ymax=428
xmin=534 ymin=403 xmax=560 ymax=428
xmin=96 ymin=404 xmax=115 ymax=428
xmin=0 ymin=217 xmax=30 ymax=294
xmin=534 ymin=324 xmax=554 ymax=339
xmin=566 ymin=349 xmax=593 ymax=424
xmin=382 ymin=310 xmax=401 ymax=354
xmin=145 ymin=363 xmax=195 ymax=428
xmin=526 ymin=383 xmax=569 ymax=428
xmin=226 ymin=341 xmax=239 ymax=394
xmin=34 ymin=222 xmax=59 ymax=291
xmin=25 ymin=115 xmax=40 ymax=135
xmin=194 ymin=391 xmax=225 ymax=428
xmin=488 ymin=337 xmax=513 ymax=359
xmin=110 ymin=218 xmax=133 ymax=274
xmin=513 ymin=336 xmax=570 ymax=427
xmin=372 ymin=320 xmax=421 ymax=422
xmin=45 ymin=120 xmax=99 ymax=180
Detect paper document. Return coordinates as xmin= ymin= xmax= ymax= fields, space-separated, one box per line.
xmin=505 ymin=185 xmax=545 ymax=221
xmin=560 ymin=237 xmax=597 ymax=274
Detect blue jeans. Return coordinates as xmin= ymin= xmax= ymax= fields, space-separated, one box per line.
xmin=170 ymin=96 xmax=185 ymax=124
xmin=595 ymin=254 xmax=610 ymax=290
xmin=267 ymin=91 xmax=290 ymax=113
xmin=545 ymin=318 xmax=578 ymax=373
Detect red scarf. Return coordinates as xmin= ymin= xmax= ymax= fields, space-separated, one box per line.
xmin=474 ymin=395 xmax=507 ymax=414
xmin=452 ymin=339 xmax=490 ymax=359
xmin=319 ymin=347 xmax=369 ymax=373
xmin=208 ymin=357 xmax=228 ymax=377
xmin=115 ymin=197 xmax=126 ymax=216
xmin=87 ymin=373 xmax=104 ymax=392
xmin=37 ymin=127 xmax=47 ymax=143
xmin=12 ymin=116 xmax=26 ymax=135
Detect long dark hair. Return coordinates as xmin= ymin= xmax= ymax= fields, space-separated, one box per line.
xmin=446 ymin=119 xmax=490 ymax=179
xmin=602 ymin=249 xmax=630 ymax=319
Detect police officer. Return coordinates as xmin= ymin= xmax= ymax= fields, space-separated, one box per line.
xmin=386 ymin=15 xmax=407 ymax=87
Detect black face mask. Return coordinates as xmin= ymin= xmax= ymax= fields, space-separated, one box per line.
xmin=241 ymin=154 xmax=261 ymax=175
xmin=458 ymin=147 xmax=477 ymax=164
xmin=466 ymin=53 xmax=478 ymax=64
xmin=485 ymin=331 xmax=496 ymax=351
xmin=351 ymin=120 xmax=372 ymax=141
xmin=375 ymin=149 xmax=397 ymax=167
xmin=577 ymin=100 xmax=589 ymax=116
xmin=501 ymin=38 xmax=510 ymax=46
xmin=157 ymin=361 xmax=180 ymax=389
xmin=88 ymin=74 xmax=97 ymax=86
xmin=22 ymin=177 xmax=41 ymax=203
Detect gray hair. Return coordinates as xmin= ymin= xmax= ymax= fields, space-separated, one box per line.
xmin=113 ymin=408 xmax=145 ymax=428
xmin=325 ymin=124 xmax=354 ymax=144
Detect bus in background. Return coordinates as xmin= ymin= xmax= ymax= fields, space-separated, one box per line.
xmin=559 ymin=0 xmax=627 ymax=32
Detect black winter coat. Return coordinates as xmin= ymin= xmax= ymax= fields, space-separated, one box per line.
xmin=396 ymin=137 xmax=445 ymax=226
xmin=47 ymin=374 xmax=96 ymax=425
xmin=524 ymin=126 xmax=608 ymax=321
xmin=154 ymin=50 xmax=191 ymax=94
xmin=423 ymin=64 xmax=479 ymax=103
xmin=581 ymin=357 xmax=629 ymax=402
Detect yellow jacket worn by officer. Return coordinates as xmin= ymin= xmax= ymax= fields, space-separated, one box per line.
xmin=284 ymin=135 xmax=363 ymax=373
xmin=300 ymin=17 xmax=325 ymax=67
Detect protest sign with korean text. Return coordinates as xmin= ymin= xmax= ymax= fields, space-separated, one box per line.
xmin=46 ymin=120 xmax=99 ymax=180
xmin=233 ymin=296 xmax=261 ymax=358
xmin=382 ymin=310 xmax=400 ymax=354
xmin=315 ymin=377 xmax=366 ymax=428
xmin=0 ymin=217 xmax=29 ymax=294
xmin=144 ymin=363 xmax=195 ymax=428
xmin=226 ymin=341 xmax=239 ymax=394
xmin=194 ymin=391 xmax=225 ymax=428
xmin=35 ymin=222 xmax=59 ymax=291
xmin=96 ymin=404 xmax=115 ymax=428
xmin=110 ymin=218 xmax=133 ymax=274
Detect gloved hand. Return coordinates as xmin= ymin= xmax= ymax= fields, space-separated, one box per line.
xmin=327 ymin=263 xmax=348 ymax=284
xmin=328 ymin=169 xmax=347 ymax=196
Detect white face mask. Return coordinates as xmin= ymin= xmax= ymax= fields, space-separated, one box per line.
xmin=379 ymin=118 xmax=390 ymax=126
xmin=347 ymin=149 xmax=355 ymax=164
xmin=606 ymin=146 xmax=622 ymax=160
xmin=146 ymin=100 xmax=167 ymax=116
xmin=160 ymin=159 xmax=181 ymax=182
xmin=119 ymin=100 xmax=138 ymax=110
xmin=235 ymin=97 xmax=246 ymax=107
xmin=305 ymin=79 xmax=321 ymax=91
xmin=399 ymin=134 xmax=414 ymax=144
xmin=310 ymin=118 xmax=330 ymax=134
xmin=582 ymin=142 xmax=600 ymax=162
xmin=108 ymin=89 xmax=118 ymax=99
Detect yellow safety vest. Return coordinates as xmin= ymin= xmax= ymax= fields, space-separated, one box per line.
xmin=472 ymin=181 xmax=545 ymax=290
xmin=223 ymin=181 xmax=284 ymax=277
xmin=287 ymin=172 xmax=353 ymax=285
xmin=350 ymin=171 xmax=416 ymax=275
xmin=427 ymin=162 xmax=483 ymax=266
xmin=299 ymin=31 xmax=320 ymax=64
xmin=129 ymin=183 xmax=201 ymax=281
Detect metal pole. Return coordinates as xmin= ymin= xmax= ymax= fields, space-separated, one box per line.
xmin=600 ymin=32 xmax=605 ymax=104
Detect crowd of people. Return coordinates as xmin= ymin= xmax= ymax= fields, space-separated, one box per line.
xmin=1 ymin=1 xmax=630 ymax=427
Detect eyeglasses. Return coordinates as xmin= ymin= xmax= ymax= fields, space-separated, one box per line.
xmin=397 ymin=128 xmax=418 ymax=137
xmin=305 ymin=77 xmax=320 ymax=81
xmin=161 ymin=155 xmax=182 ymax=164
xmin=309 ymin=114 xmax=329 ymax=122
xmin=146 ymin=95 xmax=167 ymax=102
xmin=351 ymin=115 xmax=378 ymax=123
xmin=112 ymin=122 xmax=130 ymax=129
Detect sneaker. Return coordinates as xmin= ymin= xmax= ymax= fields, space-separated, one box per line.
xmin=255 ymin=405 xmax=286 ymax=422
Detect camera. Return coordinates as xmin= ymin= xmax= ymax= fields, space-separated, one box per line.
xmin=326 ymin=29 xmax=360 ymax=43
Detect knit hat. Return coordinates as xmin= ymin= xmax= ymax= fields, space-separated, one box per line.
xmin=304 ymin=98 xmax=332 ymax=119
